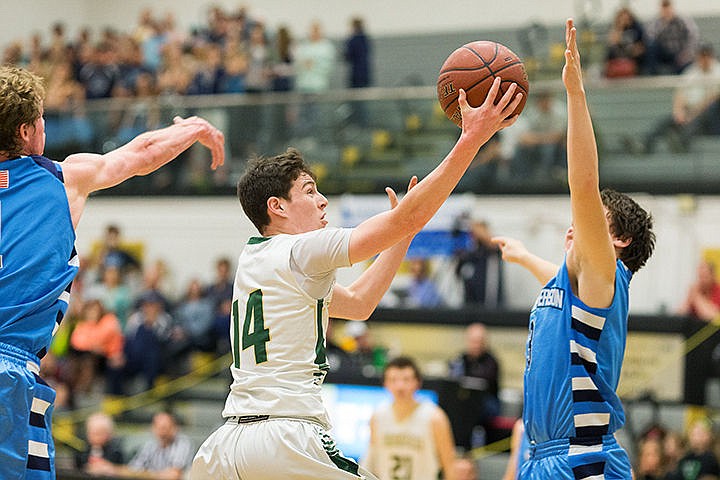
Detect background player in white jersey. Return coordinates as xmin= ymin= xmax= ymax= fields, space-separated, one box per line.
xmin=491 ymin=20 xmax=655 ymax=479
xmin=190 ymin=80 xmax=523 ymax=479
xmin=363 ymin=356 xmax=458 ymax=480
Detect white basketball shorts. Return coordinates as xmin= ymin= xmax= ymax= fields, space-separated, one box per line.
xmin=190 ymin=416 xmax=379 ymax=480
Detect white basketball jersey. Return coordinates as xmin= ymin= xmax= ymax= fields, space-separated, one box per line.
xmin=222 ymin=228 xmax=352 ymax=428
xmin=367 ymin=401 xmax=440 ymax=480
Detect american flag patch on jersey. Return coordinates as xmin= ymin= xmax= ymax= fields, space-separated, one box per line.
xmin=0 ymin=170 xmax=8 ymax=188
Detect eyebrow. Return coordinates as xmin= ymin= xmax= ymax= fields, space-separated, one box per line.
xmin=301 ymin=179 xmax=316 ymax=189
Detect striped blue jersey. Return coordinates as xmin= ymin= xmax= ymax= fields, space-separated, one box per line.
xmin=0 ymin=155 xmax=78 ymax=356
xmin=523 ymin=259 xmax=631 ymax=443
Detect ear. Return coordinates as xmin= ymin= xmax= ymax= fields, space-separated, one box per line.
xmin=267 ymin=196 xmax=286 ymax=217
xmin=17 ymin=123 xmax=32 ymax=143
xmin=612 ymin=236 xmax=631 ymax=249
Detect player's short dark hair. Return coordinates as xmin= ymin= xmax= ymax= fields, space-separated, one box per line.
xmin=601 ymin=188 xmax=655 ymax=273
xmin=383 ymin=356 xmax=423 ymax=383
xmin=236 ymin=148 xmax=316 ymax=234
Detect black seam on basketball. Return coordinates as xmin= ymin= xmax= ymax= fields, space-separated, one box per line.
xmin=463 ymin=43 xmax=499 ymax=65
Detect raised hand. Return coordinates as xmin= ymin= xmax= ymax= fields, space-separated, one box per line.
xmin=562 ymin=18 xmax=584 ymax=95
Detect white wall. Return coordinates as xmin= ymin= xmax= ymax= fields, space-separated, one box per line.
xmin=75 ymin=193 xmax=712 ymax=315
xmin=3 ymin=0 xmax=719 ymax=46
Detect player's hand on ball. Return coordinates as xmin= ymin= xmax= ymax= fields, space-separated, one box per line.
xmin=458 ymin=79 xmax=522 ymax=138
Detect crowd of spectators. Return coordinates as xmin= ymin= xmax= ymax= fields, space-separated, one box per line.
xmin=604 ymin=0 xmax=702 ymax=78
xmin=41 ymin=224 xmax=235 ymax=410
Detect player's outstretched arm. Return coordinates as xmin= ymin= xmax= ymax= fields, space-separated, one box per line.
xmin=348 ymin=80 xmax=522 ymax=265
xmin=330 ymin=178 xmax=417 ymax=320
xmin=61 ymin=116 xmax=225 ymax=227
xmin=492 ymin=236 xmax=559 ymax=285
xmin=563 ymin=19 xmax=616 ymax=306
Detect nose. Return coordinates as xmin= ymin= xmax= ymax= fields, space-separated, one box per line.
xmin=318 ymin=192 xmax=328 ymax=209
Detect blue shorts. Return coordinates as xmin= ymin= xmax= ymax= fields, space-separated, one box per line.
xmin=0 ymin=342 xmax=56 ymax=480
xmin=520 ymin=434 xmax=631 ymax=480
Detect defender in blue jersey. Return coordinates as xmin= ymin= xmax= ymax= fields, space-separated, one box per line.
xmin=0 ymin=65 xmax=225 ymax=479
xmin=492 ymin=20 xmax=655 ymax=480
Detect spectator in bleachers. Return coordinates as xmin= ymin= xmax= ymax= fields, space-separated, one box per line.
xmin=447 ymin=322 xmax=501 ymax=451
xmin=110 ymin=412 xmax=193 ymax=479
xmin=111 ymin=71 xmax=162 ymax=151
xmin=187 ymin=42 xmax=225 ymax=95
xmin=294 ymin=20 xmax=335 ymax=137
xmin=644 ymin=0 xmax=699 ymax=75
xmin=664 ymin=429 xmax=686 ymax=475
xmin=341 ymin=320 xmax=388 ymax=377
xmin=43 ymin=60 xmax=93 ymax=155
xmin=69 ymin=297 xmax=124 ymax=394
xmin=78 ymin=41 xmax=120 ymax=99
xmin=604 ymin=7 xmax=646 ymax=78
xmin=510 ymin=91 xmax=566 ymax=182
xmin=678 ymin=259 xmax=720 ymax=408
xmin=454 ymin=219 xmax=504 ymax=308
xmin=205 ymin=257 xmax=234 ymax=318
xmin=644 ymin=43 xmax=720 ymax=154
xmin=635 ymin=436 xmax=668 ymax=480
xmin=139 ymin=258 xmax=175 ymax=310
xmin=86 ymin=264 xmax=133 ymax=328
xmin=679 ymin=259 xmax=720 ymax=321
xmin=157 ymin=41 xmax=193 ymax=97
xmin=94 ymin=224 xmax=142 ymax=275
xmin=108 ymin=290 xmax=173 ymax=395
xmin=74 ymin=412 xmax=125 ymax=475
xmin=344 ymin=16 xmax=372 ymax=126
xmin=405 ymin=258 xmax=444 ymax=308
xmin=171 ymin=278 xmax=216 ymax=355
xmin=667 ymin=419 xmax=720 ymax=480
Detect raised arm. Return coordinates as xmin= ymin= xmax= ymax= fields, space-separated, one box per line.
xmin=347 ymin=79 xmax=523 ymax=265
xmin=492 ymin=236 xmax=559 ymax=286
xmin=61 ymin=116 xmax=225 ymax=227
xmin=330 ymin=178 xmax=417 ymax=320
xmin=563 ymin=19 xmax=617 ymax=307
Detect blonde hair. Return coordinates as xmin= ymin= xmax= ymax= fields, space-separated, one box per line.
xmin=0 ymin=66 xmax=45 ymax=157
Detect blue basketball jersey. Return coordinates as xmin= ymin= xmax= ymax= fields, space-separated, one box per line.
xmin=0 ymin=155 xmax=78 ymax=356
xmin=523 ymin=259 xmax=631 ymax=444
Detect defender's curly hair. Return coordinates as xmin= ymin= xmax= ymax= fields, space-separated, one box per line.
xmin=0 ymin=66 xmax=45 ymax=157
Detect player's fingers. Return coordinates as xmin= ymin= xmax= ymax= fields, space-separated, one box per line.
xmin=407 ymin=175 xmax=418 ymax=191
xmin=173 ymin=116 xmax=184 ymax=124
xmin=385 ymin=187 xmax=399 ymax=208
xmin=500 ymin=90 xmax=522 ymax=117
xmin=457 ymin=89 xmax=470 ymax=112
xmin=483 ymin=77 xmax=502 ymax=107
xmin=496 ymin=83 xmax=518 ymax=110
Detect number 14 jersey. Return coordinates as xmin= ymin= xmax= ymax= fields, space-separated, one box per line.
xmin=222 ymin=229 xmax=352 ymax=429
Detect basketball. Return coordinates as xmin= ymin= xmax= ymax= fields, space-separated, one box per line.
xmin=437 ymin=41 xmax=529 ymax=127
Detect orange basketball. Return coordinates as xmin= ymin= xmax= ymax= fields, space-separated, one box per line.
xmin=437 ymin=41 xmax=529 ymax=127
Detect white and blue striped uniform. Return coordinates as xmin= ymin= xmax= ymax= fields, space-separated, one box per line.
xmin=0 ymin=155 xmax=78 ymax=479
xmin=520 ymin=259 xmax=633 ymax=480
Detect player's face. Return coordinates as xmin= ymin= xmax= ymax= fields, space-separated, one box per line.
xmin=383 ymin=366 xmax=420 ymax=401
xmin=284 ymin=173 xmax=328 ymax=233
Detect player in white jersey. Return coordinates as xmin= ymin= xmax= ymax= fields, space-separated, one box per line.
xmin=363 ymin=356 xmax=457 ymax=480
xmin=190 ymin=81 xmax=523 ymax=480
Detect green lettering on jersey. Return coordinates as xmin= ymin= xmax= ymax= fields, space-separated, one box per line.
xmin=232 ymin=290 xmax=270 ymax=367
